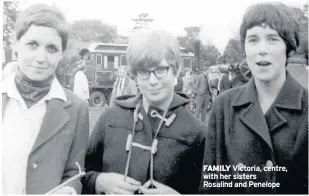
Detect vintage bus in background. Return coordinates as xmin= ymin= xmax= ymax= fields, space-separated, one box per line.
xmin=83 ymin=43 xmax=194 ymax=107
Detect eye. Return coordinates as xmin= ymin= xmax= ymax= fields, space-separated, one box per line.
xmin=269 ymin=37 xmax=279 ymax=42
xmin=47 ymin=45 xmax=59 ymax=53
xmin=27 ymin=41 xmax=38 ymax=49
xmin=156 ymin=67 xmax=168 ymax=73
xmin=137 ymin=70 xmax=149 ymax=75
xmin=247 ymin=38 xmax=258 ymax=43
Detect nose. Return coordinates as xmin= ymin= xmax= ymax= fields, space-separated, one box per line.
xmin=148 ymin=72 xmax=159 ymax=85
xmin=35 ymin=47 xmax=47 ymax=63
xmin=258 ymin=40 xmax=269 ymax=56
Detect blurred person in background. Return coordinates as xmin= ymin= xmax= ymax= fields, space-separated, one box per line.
xmin=73 ymin=48 xmax=90 ymax=102
xmin=110 ymin=65 xmax=137 ymax=105
xmin=193 ymin=69 xmax=212 ymax=122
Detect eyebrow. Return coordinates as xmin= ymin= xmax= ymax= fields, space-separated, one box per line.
xmin=246 ymin=34 xmax=258 ymax=39
xmin=47 ymin=43 xmax=60 ymax=49
xmin=267 ymin=33 xmax=280 ymax=37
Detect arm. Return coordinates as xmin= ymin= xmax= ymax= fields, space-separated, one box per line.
xmin=82 ymin=110 xmax=106 ymax=194
xmin=61 ymin=101 xmax=89 ymax=194
xmin=190 ymin=126 xmax=207 ymax=194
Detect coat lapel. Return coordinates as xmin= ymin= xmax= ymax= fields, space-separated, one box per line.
xmin=30 ymin=98 xmax=71 ymax=154
xmin=239 ymin=101 xmax=274 ymax=151
xmin=232 ymin=79 xmax=274 ymax=151
xmin=265 ymin=72 xmax=303 ymax=133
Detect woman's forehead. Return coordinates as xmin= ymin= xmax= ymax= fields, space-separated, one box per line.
xmin=246 ymin=24 xmax=280 ymax=37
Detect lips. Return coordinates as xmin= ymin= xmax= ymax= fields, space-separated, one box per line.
xmin=256 ymin=61 xmax=271 ymax=67
xmin=29 ymin=64 xmax=49 ymax=70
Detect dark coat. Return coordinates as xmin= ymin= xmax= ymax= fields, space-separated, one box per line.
xmin=174 ymin=77 xmax=184 ymax=92
xmin=218 ymin=73 xmax=231 ymax=94
xmin=2 ymin=89 xmax=89 ymax=194
xmin=194 ymin=74 xmax=211 ymax=95
xmin=83 ymin=93 xmax=206 ymax=194
xmin=199 ymin=72 xmax=308 ymax=194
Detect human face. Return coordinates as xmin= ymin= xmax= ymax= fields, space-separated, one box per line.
xmin=244 ymin=25 xmax=287 ymax=83
xmin=16 ymin=25 xmax=63 ymax=81
xmin=185 ymin=71 xmax=191 ymax=78
xmin=118 ymin=68 xmax=127 ymax=78
xmin=137 ymin=59 xmax=176 ymax=106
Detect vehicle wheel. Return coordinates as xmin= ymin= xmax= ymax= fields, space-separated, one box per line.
xmin=90 ymin=91 xmax=106 ymax=107
xmin=239 ymin=61 xmax=252 ymax=82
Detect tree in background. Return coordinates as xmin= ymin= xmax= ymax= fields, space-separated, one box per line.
xmin=177 ymin=26 xmax=221 ymax=70
xmin=56 ymin=19 xmax=120 ymax=85
xmin=221 ymin=37 xmax=245 ymax=66
xmin=70 ymin=20 xmax=118 ymax=43
xmin=3 ymin=1 xmax=19 ymax=47
xmin=293 ymin=3 xmax=308 ymax=61
xmin=131 ymin=13 xmax=154 ymax=31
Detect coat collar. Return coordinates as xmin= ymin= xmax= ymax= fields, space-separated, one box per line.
xmin=232 ymin=71 xmax=304 ymax=110
xmin=231 ymin=71 xmax=305 ymax=152
xmin=113 ymin=92 xmax=190 ymax=111
xmin=2 ymin=90 xmax=72 ymax=155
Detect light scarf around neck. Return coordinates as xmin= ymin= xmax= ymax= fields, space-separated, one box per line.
xmin=14 ymin=67 xmax=55 ymax=108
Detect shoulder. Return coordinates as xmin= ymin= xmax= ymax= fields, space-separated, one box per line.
xmin=64 ymin=88 xmax=88 ymax=107
xmin=212 ymin=85 xmax=244 ymax=110
xmin=97 ymin=103 xmax=132 ymax=124
xmin=175 ymin=106 xmax=207 ymax=145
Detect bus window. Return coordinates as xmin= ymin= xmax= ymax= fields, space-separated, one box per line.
xmin=121 ymin=55 xmax=127 ymax=66
xmin=107 ymin=56 xmax=115 ymax=69
xmin=96 ymin=54 xmax=102 ymax=67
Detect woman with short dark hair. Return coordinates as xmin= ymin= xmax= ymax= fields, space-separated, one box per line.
xmin=200 ymin=2 xmax=308 ymax=194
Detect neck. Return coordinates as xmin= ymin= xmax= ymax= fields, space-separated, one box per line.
xmin=255 ymin=71 xmax=286 ymax=112
xmin=142 ymin=93 xmax=174 ymax=113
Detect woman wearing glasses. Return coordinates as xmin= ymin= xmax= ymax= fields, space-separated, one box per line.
xmin=83 ymin=30 xmax=206 ymax=194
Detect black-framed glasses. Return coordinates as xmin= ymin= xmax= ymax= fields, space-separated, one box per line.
xmin=136 ymin=67 xmax=170 ymax=80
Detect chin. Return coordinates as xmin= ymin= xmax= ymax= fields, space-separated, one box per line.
xmin=254 ymin=75 xmax=275 ymax=83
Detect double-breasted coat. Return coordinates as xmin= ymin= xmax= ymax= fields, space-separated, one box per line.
xmin=83 ymin=93 xmax=206 ymax=194
xmin=199 ymin=72 xmax=308 ymax=194
xmin=2 ymin=89 xmax=89 ymax=194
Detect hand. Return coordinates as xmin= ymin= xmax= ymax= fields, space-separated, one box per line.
xmin=138 ymin=180 xmax=180 ymax=195
xmin=51 ymin=186 xmax=76 ymax=194
xmin=95 ymin=172 xmax=141 ymax=194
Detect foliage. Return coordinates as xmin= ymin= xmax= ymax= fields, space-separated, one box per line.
xmin=3 ymin=1 xmax=20 ymax=47
xmin=221 ymin=38 xmax=245 ymax=66
xmin=70 ymin=20 xmax=118 ymax=43
xmin=131 ymin=13 xmax=154 ymax=30
xmin=177 ymin=26 xmax=221 ymax=70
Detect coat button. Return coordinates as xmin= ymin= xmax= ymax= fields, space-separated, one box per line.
xmin=32 ymin=163 xmax=38 ymax=169
xmin=266 ymin=160 xmax=273 ymax=167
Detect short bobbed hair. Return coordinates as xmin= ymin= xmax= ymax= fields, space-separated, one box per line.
xmin=127 ymin=29 xmax=181 ymax=77
xmin=15 ymin=3 xmax=69 ymax=51
xmin=240 ymin=2 xmax=299 ymax=56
